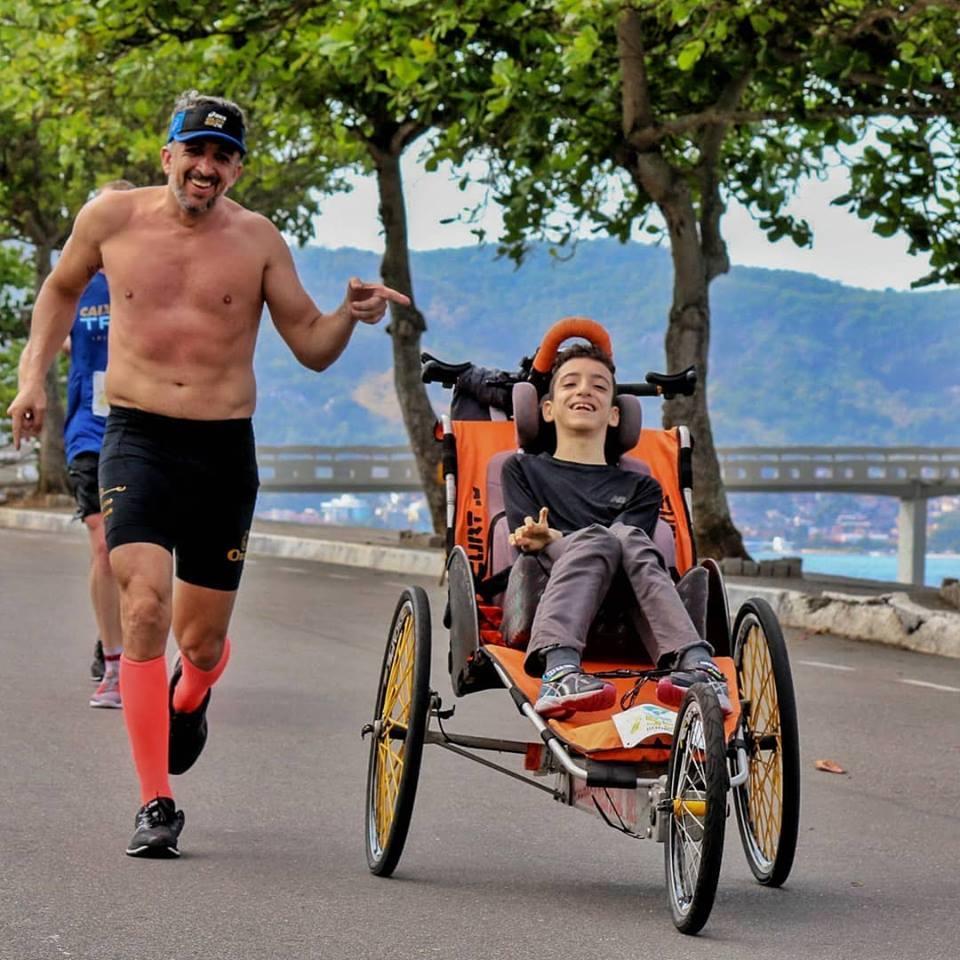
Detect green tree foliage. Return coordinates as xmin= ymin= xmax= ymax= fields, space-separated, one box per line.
xmin=0 ymin=0 xmax=349 ymax=487
xmin=0 ymin=246 xmax=32 ymax=434
xmin=0 ymin=7 xmax=157 ymax=490
xmin=77 ymin=0 xmax=534 ymax=532
xmin=432 ymin=0 xmax=960 ymax=557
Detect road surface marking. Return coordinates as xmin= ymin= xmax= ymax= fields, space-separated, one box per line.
xmin=326 ymin=572 xmax=355 ymax=580
xmin=797 ymin=659 xmax=855 ymax=672
xmin=279 ymin=566 xmax=308 ymax=575
xmin=899 ymin=678 xmax=960 ymax=693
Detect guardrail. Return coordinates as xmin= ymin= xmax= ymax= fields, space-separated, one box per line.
xmin=6 ymin=444 xmax=960 ymax=497
xmin=0 ymin=446 xmax=37 ymax=486
xmin=718 ymin=446 xmax=960 ymax=497
xmin=256 ymin=445 xmax=422 ymax=493
xmin=5 ymin=442 xmax=957 ymax=584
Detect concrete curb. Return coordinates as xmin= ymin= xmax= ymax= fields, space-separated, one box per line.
xmin=245 ymin=531 xmax=443 ymax=578
xmin=0 ymin=507 xmax=445 ymax=579
xmin=3 ymin=508 xmax=956 ymax=658
xmin=726 ymin=582 xmax=960 ymax=659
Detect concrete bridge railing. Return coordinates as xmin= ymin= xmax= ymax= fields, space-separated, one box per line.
xmin=4 ymin=443 xmax=958 ymax=585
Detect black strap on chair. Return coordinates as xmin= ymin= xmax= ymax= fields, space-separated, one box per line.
xmin=476 ymin=567 xmax=512 ymax=601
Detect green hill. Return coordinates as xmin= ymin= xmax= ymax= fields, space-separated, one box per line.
xmin=252 ymin=239 xmax=960 ymax=447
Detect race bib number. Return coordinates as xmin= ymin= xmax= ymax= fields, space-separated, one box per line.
xmin=92 ymin=370 xmax=110 ymax=418
xmin=612 ymin=703 xmax=677 ymax=748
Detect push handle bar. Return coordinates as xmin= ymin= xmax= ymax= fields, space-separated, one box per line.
xmin=421 ymin=352 xmax=473 ymax=387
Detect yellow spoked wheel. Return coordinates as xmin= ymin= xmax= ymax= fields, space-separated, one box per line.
xmin=664 ymin=683 xmax=728 ymax=935
xmin=365 ymin=587 xmax=432 ymax=876
xmin=731 ymin=598 xmax=800 ymax=887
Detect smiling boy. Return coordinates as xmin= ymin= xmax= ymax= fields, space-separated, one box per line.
xmin=501 ymin=344 xmax=730 ymax=719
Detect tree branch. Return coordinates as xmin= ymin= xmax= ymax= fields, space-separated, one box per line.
xmin=390 ymin=121 xmax=428 ymax=157
xmin=617 ymin=5 xmax=654 ymax=139
xmin=628 ymin=101 xmax=960 ymax=151
xmin=698 ymin=71 xmax=752 ymax=282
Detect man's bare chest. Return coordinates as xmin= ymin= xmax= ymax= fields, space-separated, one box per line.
xmin=102 ymin=225 xmax=264 ymax=314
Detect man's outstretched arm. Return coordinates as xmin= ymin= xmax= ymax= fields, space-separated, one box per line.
xmin=8 ymin=199 xmax=111 ymax=447
xmin=263 ymin=225 xmax=409 ymax=371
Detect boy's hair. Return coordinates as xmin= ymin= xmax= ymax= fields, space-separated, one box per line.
xmin=547 ymin=342 xmax=617 ymax=397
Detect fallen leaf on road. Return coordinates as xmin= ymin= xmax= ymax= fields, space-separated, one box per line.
xmin=815 ymin=759 xmax=846 ymax=774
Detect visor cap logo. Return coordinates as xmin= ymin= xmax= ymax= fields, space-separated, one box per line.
xmin=204 ymin=112 xmax=227 ymax=129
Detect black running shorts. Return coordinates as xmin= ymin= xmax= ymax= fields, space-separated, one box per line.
xmin=99 ymin=406 xmax=260 ymax=592
xmin=67 ymin=452 xmax=102 ymax=520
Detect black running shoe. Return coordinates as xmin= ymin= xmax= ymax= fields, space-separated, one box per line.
xmin=168 ymin=659 xmax=211 ymax=775
xmin=125 ymin=797 xmax=184 ymax=858
xmin=90 ymin=638 xmax=105 ymax=682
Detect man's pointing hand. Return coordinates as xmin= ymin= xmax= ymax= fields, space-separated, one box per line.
xmin=346 ymin=277 xmax=411 ymax=325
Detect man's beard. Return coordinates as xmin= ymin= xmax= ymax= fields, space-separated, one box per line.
xmin=173 ymin=175 xmax=222 ymax=214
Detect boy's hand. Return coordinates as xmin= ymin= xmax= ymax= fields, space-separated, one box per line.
xmin=509 ymin=506 xmax=561 ymax=553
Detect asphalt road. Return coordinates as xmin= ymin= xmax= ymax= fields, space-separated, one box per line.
xmin=1 ymin=527 xmax=958 ymax=960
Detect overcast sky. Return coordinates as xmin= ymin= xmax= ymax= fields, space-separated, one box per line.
xmin=306 ymin=153 xmax=936 ymax=292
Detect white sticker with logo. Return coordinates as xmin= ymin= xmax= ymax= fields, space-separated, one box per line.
xmin=92 ymin=370 xmax=110 ymax=417
xmin=612 ymin=703 xmax=678 ymax=748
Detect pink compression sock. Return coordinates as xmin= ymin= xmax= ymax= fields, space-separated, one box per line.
xmin=173 ymin=636 xmax=231 ymax=714
xmin=119 ymin=655 xmax=173 ymax=804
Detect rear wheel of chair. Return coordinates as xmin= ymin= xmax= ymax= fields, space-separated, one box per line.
xmin=365 ymin=587 xmax=432 ymax=876
xmin=664 ymin=683 xmax=729 ymax=935
xmin=731 ymin=598 xmax=800 ymax=887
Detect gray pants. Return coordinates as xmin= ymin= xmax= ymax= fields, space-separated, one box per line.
xmin=502 ymin=523 xmax=705 ymax=677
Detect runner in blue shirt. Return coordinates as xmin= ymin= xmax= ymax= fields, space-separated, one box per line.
xmin=63 ymin=180 xmax=135 ymax=708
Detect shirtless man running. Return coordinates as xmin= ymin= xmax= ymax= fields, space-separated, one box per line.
xmin=8 ymin=91 xmax=410 ymax=858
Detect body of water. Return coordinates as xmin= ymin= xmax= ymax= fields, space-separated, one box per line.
xmin=253 ymin=497 xmax=959 ymax=588
xmin=749 ymin=545 xmax=958 ymax=587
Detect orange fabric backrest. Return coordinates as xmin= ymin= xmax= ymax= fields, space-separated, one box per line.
xmin=451 ymin=420 xmax=694 ymax=578
xmin=630 ymin=428 xmax=695 ymax=574
xmin=452 ymin=420 xmax=517 ymax=577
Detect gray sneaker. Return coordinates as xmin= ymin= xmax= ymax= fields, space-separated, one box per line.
xmin=534 ymin=666 xmax=616 ymax=719
xmin=89 ymin=673 xmax=122 ymax=709
xmin=657 ymin=659 xmax=733 ymax=716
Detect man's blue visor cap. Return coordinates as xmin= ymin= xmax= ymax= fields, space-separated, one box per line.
xmin=168 ymin=105 xmax=246 ymax=156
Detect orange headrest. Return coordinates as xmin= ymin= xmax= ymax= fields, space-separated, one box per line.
xmin=531 ymin=318 xmax=613 ymax=375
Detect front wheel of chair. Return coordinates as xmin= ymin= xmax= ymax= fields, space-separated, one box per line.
xmin=664 ymin=683 xmax=728 ymax=935
xmin=731 ymin=598 xmax=800 ymax=887
xmin=365 ymin=587 xmax=432 ymax=876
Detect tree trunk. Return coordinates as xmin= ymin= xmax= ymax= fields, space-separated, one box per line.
xmin=33 ymin=243 xmax=67 ymax=496
xmin=618 ymin=7 xmax=749 ymax=560
xmin=656 ymin=185 xmax=749 ymax=560
xmin=372 ymin=148 xmax=444 ymax=534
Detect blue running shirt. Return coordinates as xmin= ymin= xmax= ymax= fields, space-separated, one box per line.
xmin=64 ymin=271 xmax=111 ymax=461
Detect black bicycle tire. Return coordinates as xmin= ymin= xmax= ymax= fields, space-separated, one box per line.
xmin=731 ymin=598 xmax=801 ymax=887
xmin=664 ymin=683 xmax=728 ymax=935
xmin=364 ymin=587 xmax=432 ymax=876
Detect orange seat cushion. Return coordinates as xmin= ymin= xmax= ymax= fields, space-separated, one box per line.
xmin=483 ymin=646 xmax=739 ymax=763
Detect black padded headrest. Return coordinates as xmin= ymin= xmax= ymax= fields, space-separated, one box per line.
xmin=512 ymin=382 xmax=642 ymax=460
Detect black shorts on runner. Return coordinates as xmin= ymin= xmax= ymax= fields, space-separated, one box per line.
xmin=98 ymin=406 xmax=260 ymax=592
xmin=67 ymin=452 xmax=102 ymax=520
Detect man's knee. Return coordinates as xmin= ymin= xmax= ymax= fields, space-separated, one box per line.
xmin=121 ymin=578 xmax=170 ymax=638
xmin=83 ymin=513 xmax=110 ymax=565
xmin=177 ymin=623 xmax=228 ymax=670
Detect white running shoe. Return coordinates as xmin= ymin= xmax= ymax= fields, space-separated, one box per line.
xmin=90 ymin=673 xmax=122 ymax=709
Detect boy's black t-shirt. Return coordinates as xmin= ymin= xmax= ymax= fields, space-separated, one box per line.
xmin=501 ymin=452 xmax=662 ymax=538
